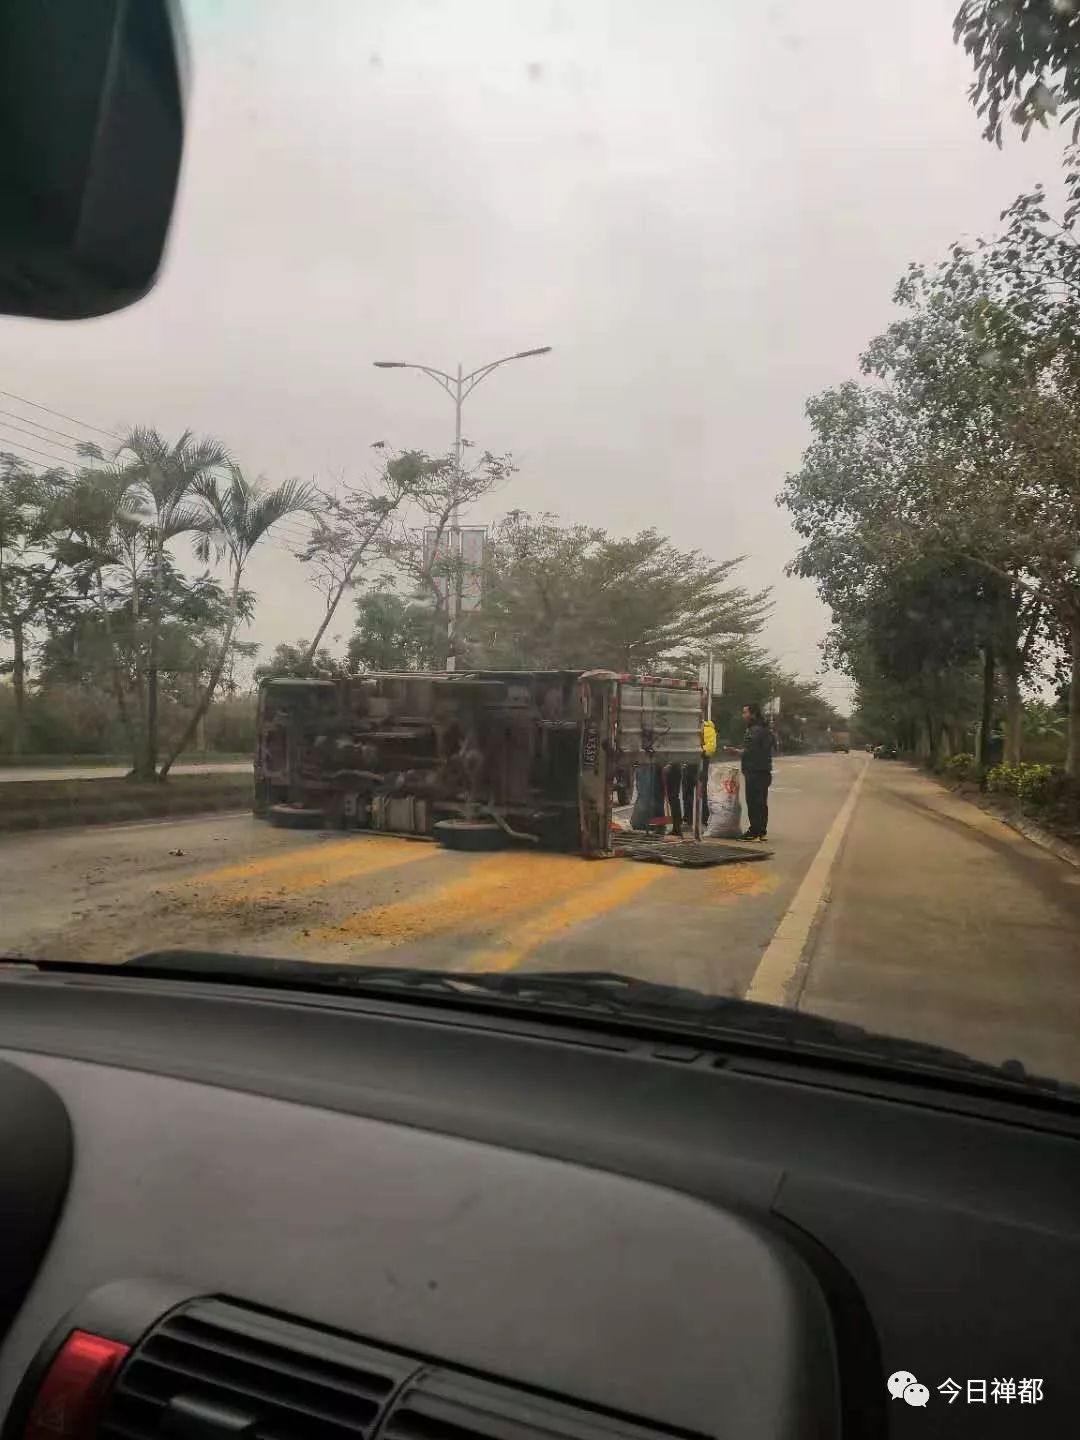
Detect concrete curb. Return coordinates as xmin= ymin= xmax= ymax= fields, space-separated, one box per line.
xmin=989 ymin=807 xmax=1080 ymax=872
xmin=932 ymin=774 xmax=1080 ymax=872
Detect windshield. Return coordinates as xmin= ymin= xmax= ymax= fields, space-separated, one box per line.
xmin=1 ymin=0 xmax=1078 ymax=1095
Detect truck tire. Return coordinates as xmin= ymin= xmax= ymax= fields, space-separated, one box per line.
xmin=255 ymin=780 xmax=289 ymax=817
xmin=268 ymin=804 xmax=326 ymax=830
xmin=433 ymin=819 xmax=507 ymax=852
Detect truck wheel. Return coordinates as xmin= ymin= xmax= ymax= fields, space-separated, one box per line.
xmin=268 ymin=804 xmax=326 ymax=830
xmin=433 ymin=820 xmax=507 ymax=852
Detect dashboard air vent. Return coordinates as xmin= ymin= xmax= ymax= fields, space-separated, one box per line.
xmin=98 ymin=1298 xmax=419 ymax=1440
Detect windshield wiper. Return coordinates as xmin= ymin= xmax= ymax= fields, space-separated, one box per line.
xmin=16 ymin=951 xmax=1071 ymax=1101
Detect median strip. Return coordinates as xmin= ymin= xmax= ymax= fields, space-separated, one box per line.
xmin=0 ymin=774 xmax=254 ymax=833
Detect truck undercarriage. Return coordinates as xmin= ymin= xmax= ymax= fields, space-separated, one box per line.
xmin=254 ymin=669 xmax=705 ymax=858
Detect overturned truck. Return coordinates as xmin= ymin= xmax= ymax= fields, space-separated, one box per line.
xmin=254 ymin=669 xmax=705 ymax=857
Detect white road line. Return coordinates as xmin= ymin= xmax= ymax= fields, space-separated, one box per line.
xmin=744 ymin=759 xmax=869 ymax=1007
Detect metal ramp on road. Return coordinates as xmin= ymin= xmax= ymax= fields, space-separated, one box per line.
xmin=612 ymin=836 xmax=773 ymax=868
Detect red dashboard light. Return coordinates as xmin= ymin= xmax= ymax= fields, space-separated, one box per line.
xmin=23 ymin=1330 xmax=130 ymax=1440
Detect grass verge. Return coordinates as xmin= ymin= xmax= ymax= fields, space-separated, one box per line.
xmin=0 ymin=773 xmax=254 ymax=833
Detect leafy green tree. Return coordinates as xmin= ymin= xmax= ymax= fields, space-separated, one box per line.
xmin=38 ymin=562 xmax=255 ymax=708
xmin=0 ymin=457 xmax=75 ymax=753
xmin=298 ymin=447 xmax=510 ymax=668
xmin=891 ymin=228 xmax=1080 ymax=769
xmin=375 ymin=447 xmax=514 ymax=668
xmin=469 ymin=511 xmax=770 ymax=673
xmin=254 ymin=639 xmax=345 ymax=681
xmin=955 ymin=0 xmax=1080 ymax=144
xmin=348 ymin=586 xmax=439 ymax=672
xmin=780 ymin=236 xmax=1072 ymax=765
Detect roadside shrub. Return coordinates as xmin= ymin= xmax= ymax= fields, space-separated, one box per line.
xmin=985 ymin=762 xmax=1072 ymax=808
xmin=1041 ymin=772 xmax=1080 ymax=833
xmin=941 ymin=752 xmax=977 ymax=782
xmin=984 ymin=763 xmax=1022 ymax=796
xmin=1017 ymin=763 xmax=1057 ymax=807
xmin=983 ymin=762 xmax=1080 ymax=841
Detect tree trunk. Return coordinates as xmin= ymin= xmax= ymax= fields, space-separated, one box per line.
xmin=919 ymin=709 xmax=935 ymax=760
xmin=306 ymin=587 xmax=346 ymax=663
xmin=139 ymin=542 xmax=163 ymax=780
xmin=303 ymin=524 xmax=390 ymax=665
xmin=95 ymin=567 xmax=137 ymax=755
xmin=977 ymin=644 xmax=994 ymax=767
xmin=1002 ymin=657 xmax=1023 ymax=768
xmin=1067 ymin=613 xmax=1080 ymax=779
xmin=159 ymin=571 xmax=241 ymax=780
xmin=10 ymin=620 xmax=25 ymax=755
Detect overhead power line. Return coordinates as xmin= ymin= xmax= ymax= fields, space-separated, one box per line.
xmin=0 ymin=388 xmax=119 ymax=440
xmin=0 ymin=416 xmax=84 ymax=458
xmin=0 ymin=406 xmax=102 ymax=451
xmin=0 ymin=434 xmax=77 ymax=469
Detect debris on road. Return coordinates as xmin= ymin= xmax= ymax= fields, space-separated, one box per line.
xmin=168 ymin=848 xmax=186 ymax=857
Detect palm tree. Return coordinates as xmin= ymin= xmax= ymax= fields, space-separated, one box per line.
xmin=158 ymin=464 xmax=316 ymax=779
xmin=115 ymin=428 xmax=229 ymax=778
xmin=62 ymin=444 xmax=168 ymax=760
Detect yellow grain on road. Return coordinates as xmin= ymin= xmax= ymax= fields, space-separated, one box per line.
xmin=309 ymin=851 xmax=621 ymax=951
xmin=191 ymin=837 xmax=436 ymax=900
xmin=461 ymin=862 xmax=669 ymax=972
xmin=695 ymin=861 xmax=778 ymax=901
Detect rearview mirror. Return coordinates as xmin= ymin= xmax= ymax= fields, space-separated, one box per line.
xmin=0 ymin=0 xmax=185 ymax=321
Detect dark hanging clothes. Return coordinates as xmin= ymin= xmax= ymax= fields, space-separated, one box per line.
xmin=631 ymin=763 xmax=667 ymax=831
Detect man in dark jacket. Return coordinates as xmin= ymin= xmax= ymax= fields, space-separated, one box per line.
xmin=726 ymin=703 xmax=773 ymax=841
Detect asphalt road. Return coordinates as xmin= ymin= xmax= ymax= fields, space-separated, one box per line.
xmin=3 ymin=754 xmax=1079 ymax=1083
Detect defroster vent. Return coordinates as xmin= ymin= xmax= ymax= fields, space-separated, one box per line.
xmin=381 ymin=1370 xmax=672 ymax=1440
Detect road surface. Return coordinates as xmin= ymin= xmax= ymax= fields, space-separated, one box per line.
xmin=3 ymin=755 xmax=1079 ymax=1083
xmin=0 ymin=762 xmax=251 ymax=783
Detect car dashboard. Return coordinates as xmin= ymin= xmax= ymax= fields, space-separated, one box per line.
xmin=0 ymin=966 xmax=1077 ymax=1440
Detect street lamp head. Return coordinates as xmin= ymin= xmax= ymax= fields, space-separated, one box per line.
xmin=372 ymin=361 xmax=407 ymax=368
xmin=512 ymin=346 xmax=552 ymax=359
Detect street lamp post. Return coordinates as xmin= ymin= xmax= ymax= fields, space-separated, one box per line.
xmin=373 ymin=347 xmax=551 ymax=670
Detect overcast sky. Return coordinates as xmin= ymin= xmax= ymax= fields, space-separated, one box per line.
xmin=2 ymin=0 xmax=1067 ymax=704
